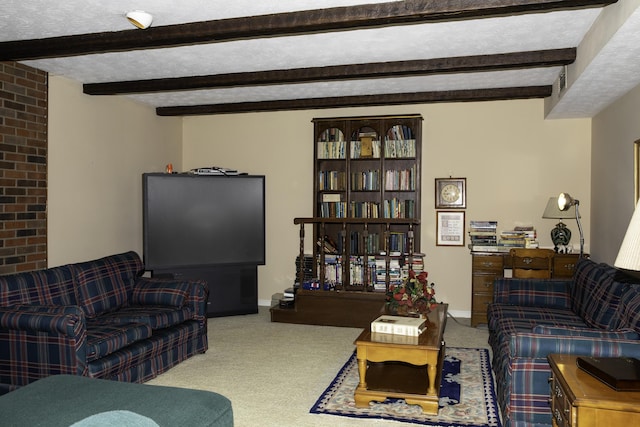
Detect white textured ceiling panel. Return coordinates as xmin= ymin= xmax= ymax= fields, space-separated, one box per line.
xmin=24 ymin=10 xmax=599 ymax=83
xmin=129 ymin=68 xmax=562 ymax=107
xmin=3 ymin=1 xmax=640 ymax=117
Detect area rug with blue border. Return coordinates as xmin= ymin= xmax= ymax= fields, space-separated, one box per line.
xmin=310 ymin=347 xmax=501 ymax=427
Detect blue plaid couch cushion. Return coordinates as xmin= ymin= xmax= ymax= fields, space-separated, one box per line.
xmin=86 ymin=320 xmax=152 ymax=362
xmin=571 ymin=258 xmax=627 ymax=330
xmin=492 ymin=278 xmax=572 ymax=309
xmin=531 ymin=324 xmax=640 ymax=339
xmin=97 ymin=306 xmax=193 ymax=330
xmin=616 ymin=285 xmax=640 ymax=333
xmin=131 ymin=279 xmax=191 ymax=308
xmin=72 ymin=252 xmax=143 ymax=318
xmin=0 ymin=266 xmax=76 ymax=307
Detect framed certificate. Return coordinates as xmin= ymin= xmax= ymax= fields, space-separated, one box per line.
xmin=436 ymin=211 xmax=465 ymax=246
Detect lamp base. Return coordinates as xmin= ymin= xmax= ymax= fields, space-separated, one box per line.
xmin=550 ymin=222 xmax=571 ymax=253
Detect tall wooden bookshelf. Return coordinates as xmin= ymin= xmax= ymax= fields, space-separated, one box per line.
xmin=271 ymin=114 xmax=423 ymax=327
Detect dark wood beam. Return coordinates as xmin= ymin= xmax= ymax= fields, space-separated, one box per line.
xmin=0 ymin=0 xmax=615 ymax=60
xmin=156 ymin=86 xmax=552 ymax=116
xmin=83 ymin=48 xmax=575 ymax=95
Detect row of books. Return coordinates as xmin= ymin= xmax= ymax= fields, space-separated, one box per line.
xmin=351 ymin=169 xmax=381 ymax=191
xmin=350 ymin=136 xmax=381 ymax=159
xmin=317 ymin=231 xmax=414 ymax=255
xmin=383 ymin=139 xmax=416 ymax=158
xmin=319 ymin=253 xmax=424 ymax=290
xmin=317 ymin=125 xmax=415 ymax=143
xmin=318 ymin=170 xmax=346 ymax=191
xmin=316 ymin=139 xmax=416 ymax=159
xmin=383 ymin=198 xmax=416 ymax=219
xmin=384 ymin=167 xmax=416 ymax=191
xmin=386 ymin=125 xmax=415 ymax=141
xmin=318 ymin=167 xmax=416 ymax=192
xmin=320 ymin=199 xmax=416 ymax=219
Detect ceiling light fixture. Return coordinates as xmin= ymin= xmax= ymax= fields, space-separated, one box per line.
xmin=126 ymin=10 xmax=153 ymax=29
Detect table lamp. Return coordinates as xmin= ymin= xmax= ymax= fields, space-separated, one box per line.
xmin=614 ymin=204 xmax=640 ymax=272
xmin=557 ymin=192 xmax=584 ymax=257
xmin=542 ymin=196 xmax=578 ymax=253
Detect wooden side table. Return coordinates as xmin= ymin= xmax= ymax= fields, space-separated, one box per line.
xmin=548 ymin=354 xmax=640 ymax=427
xmin=353 ymin=304 xmax=447 ymax=414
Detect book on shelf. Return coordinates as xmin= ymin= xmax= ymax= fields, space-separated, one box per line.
xmin=371 ymin=315 xmax=426 ymax=336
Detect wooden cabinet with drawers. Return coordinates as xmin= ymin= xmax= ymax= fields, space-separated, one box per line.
xmin=470 ymin=251 xmax=584 ymax=327
xmin=471 ymin=253 xmax=504 ymax=327
xmin=548 ymin=354 xmax=640 ymax=427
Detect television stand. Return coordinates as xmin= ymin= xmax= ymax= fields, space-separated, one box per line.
xmin=153 ymin=265 xmax=258 ymax=317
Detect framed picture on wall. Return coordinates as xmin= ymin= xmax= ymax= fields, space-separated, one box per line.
xmin=436 ymin=211 xmax=465 ymax=246
xmin=435 ymin=178 xmax=466 ymax=209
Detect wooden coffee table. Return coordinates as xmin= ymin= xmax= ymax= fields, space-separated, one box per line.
xmin=353 ymin=303 xmax=448 ymax=414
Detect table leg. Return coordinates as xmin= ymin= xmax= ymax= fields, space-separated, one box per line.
xmin=357 ymin=357 xmax=367 ymax=389
xmin=427 ymin=363 xmax=437 ymax=395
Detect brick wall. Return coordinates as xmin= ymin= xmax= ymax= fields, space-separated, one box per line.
xmin=0 ymin=62 xmax=48 ymax=274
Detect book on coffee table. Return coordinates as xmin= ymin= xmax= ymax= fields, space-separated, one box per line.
xmin=576 ymin=356 xmax=640 ymax=391
xmin=370 ymin=315 xmax=426 ymax=336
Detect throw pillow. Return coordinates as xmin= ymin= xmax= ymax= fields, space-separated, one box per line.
xmin=132 ymin=279 xmax=191 ymax=308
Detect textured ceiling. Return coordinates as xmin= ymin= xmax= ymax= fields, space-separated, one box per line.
xmin=2 ymin=0 xmax=640 ymax=117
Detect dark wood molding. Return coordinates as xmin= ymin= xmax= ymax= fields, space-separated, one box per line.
xmin=84 ymin=48 xmax=575 ymax=95
xmin=156 ymin=86 xmax=552 ymax=116
xmin=0 ymin=1 xmax=614 ymax=60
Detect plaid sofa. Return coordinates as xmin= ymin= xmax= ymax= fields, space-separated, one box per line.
xmin=487 ymin=257 xmax=640 ymax=427
xmin=0 ymin=251 xmax=208 ymax=395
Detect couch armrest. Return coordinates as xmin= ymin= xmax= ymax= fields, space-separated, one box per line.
xmin=510 ymin=332 xmax=640 ymax=359
xmin=493 ymin=278 xmax=573 ymax=308
xmin=0 ymin=305 xmax=88 ymax=387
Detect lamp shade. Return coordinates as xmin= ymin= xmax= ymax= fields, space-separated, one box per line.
xmin=558 ymin=192 xmax=578 ymax=211
xmin=542 ymin=197 xmax=579 ymax=219
xmin=614 ymin=205 xmax=640 ymax=271
xmin=126 ymin=10 xmax=153 ymax=29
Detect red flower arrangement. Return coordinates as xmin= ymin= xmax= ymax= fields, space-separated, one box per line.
xmin=386 ymin=270 xmax=436 ymax=314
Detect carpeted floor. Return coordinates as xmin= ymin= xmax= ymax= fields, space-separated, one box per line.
xmin=146 ymin=307 xmax=491 ymax=427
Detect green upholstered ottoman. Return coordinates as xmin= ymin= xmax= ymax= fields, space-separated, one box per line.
xmin=0 ymin=375 xmax=233 ymax=427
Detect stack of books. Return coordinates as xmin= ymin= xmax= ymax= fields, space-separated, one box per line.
xmin=371 ymin=315 xmax=426 ymax=336
xmin=499 ymin=229 xmax=526 ymax=248
xmin=498 ymin=226 xmax=538 ymax=249
xmin=468 ymin=220 xmax=501 ymax=252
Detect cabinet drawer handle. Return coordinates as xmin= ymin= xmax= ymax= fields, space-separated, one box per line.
xmin=554 ymin=409 xmax=563 ymax=424
xmin=554 ymin=385 xmax=563 ymax=398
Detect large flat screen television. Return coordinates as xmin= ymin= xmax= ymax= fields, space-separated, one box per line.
xmin=143 ymin=173 xmax=265 ymax=270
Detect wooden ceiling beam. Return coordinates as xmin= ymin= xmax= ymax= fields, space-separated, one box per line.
xmin=83 ymin=48 xmax=575 ymax=95
xmin=0 ymin=0 xmax=615 ymax=60
xmin=155 ymin=86 xmax=552 ymax=116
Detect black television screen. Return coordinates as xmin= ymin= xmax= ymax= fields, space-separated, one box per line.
xmin=143 ymin=173 xmax=265 ymax=270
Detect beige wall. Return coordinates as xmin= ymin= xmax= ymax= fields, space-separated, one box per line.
xmin=592 ymin=83 xmax=640 ymax=264
xmin=183 ymin=101 xmax=591 ymax=316
xmin=47 ymin=76 xmax=183 ymax=266
xmin=43 ymin=71 xmax=640 ymax=317
xmin=46 ymin=77 xmax=592 ymax=316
